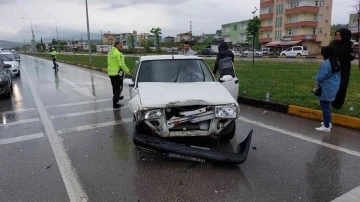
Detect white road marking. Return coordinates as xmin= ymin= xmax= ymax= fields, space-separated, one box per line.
xmin=45 ymin=99 xmax=112 ymax=109
xmin=60 ymin=78 xmax=95 ymax=99
xmin=331 ymin=186 xmax=360 ymax=202
xmin=238 ymin=116 xmax=360 ymax=158
xmin=22 ymin=65 xmax=88 ymax=201
xmin=69 ymin=67 xmax=110 ymax=80
xmin=50 ymin=106 xmax=129 ymax=119
xmin=0 ymin=133 xmax=44 ymax=145
xmin=57 ymin=118 xmax=133 ymax=135
xmin=1 ymin=108 xmax=36 ymax=116
xmin=0 ymin=118 xmax=40 ymax=127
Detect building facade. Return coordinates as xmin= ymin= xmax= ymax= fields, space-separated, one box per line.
xmin=221 ymin=20 xmax=249 ymax=45
xmin=102 ymin=33 xmax=118 ymax=45
xmin=259 ymin=0 xmax=333 ymax=54
xmin=175 ymin=32 xmax=192 ymax=42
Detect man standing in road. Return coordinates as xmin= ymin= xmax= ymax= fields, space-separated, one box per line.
xmin=51 ymin=48 xmax=59 ymax=69
xmin=107 ymin=42 xmax=130 ymax=109
xmin=182 ymin=41 xmax=196 ymax=56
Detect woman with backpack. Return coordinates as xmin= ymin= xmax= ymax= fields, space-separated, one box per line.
xmin=330 ymin=28 xmax=355 ymax=110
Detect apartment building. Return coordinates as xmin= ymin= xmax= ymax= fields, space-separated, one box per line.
xmin=221 ymin=20 xmax=249 ymax=45
xmin=259 ymin=0 xmax=333 ymax=54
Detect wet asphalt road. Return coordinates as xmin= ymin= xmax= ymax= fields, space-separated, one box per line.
xmin=0 ymin=55 xmax=360 ymax=202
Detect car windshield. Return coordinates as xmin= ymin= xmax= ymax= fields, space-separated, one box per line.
xmin=285 ymin=48 xmax=292 ymax=51
xmin=137 ymin=59 xmax=215 ymax=83
xmin=0 ymin=54 xmax=15 ymax=61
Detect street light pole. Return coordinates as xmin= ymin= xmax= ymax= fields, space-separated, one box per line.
xmin=252 ymin=7 xmax=258 ymax=66
xmin=55 ymin=20 xmax=62 ymax=52
xmin=85 ymin=0 xmax=92 ymax=65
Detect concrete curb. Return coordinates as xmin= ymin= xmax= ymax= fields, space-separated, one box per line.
xmin=238 ymin=96 xmax=360 ymax=130
xmin=25 ymin=55 xmax=360 ymax=130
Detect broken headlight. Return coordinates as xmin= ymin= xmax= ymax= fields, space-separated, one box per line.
xmin=215 ymin=105 xmax=237 ymax=118
xmin=143 ymin=109 xmax=162 ymax=120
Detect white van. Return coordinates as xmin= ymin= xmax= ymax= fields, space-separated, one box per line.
xmin=259 ymin=48 xmax=274 ymax=55
xmin=280 ymin=46 xmax=308 ymax=56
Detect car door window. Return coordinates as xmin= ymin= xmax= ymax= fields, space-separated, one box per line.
xmin=293 ymin=47 xmax=302 ymax=51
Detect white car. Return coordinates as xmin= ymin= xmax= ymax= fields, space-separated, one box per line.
xmin=242 ymin=49 xmax=263 ymax=56
xmin=0 ymin=52 xmax=20 ymax=76
xmin=123 ymin=55 xmax=252 ymax=164
xmin=280 ymin=46 xmax=308 ymax=56
xmin=232 ymin=50 xmax=241 ymax=56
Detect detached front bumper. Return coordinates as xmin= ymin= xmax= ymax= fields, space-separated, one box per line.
xmin=133 ymin=128 xmax=253 ymax=164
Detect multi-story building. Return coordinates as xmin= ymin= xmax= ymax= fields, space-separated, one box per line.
xmin=175 ymin=32 xmax=192 ymax=42
xmin=102 ymin=33 xmax=118 ymax=45
xmin=259 ymin=0 xmax=333 ymax=54
xmin=221 ymin=20 xmax=249 ymax=45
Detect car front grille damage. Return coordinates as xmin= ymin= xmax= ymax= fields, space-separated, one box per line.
xmin=165 ymin=106 xmax=215 ymax=132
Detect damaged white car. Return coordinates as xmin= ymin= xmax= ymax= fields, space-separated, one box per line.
xmin=124 ymin=55 xmax=252 ymax=164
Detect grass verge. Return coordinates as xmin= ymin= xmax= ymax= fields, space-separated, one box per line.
xmin=24 ymin=53 xmax=360 ymax=118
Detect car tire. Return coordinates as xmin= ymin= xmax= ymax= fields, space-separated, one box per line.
xmin=218 ymin=120 xmax=236 ymax=141
xmin=4 ymin=86 xmax=11 ymax=98
xmin=282 ymin=53 xmax=286 ymax=56
xmin=297 ymin=53 xmax=301 ymax=56
xmin=245 ymin=53 xmax=248 ymax=56
xmin=16 ymin=70 xmax=20 ymax=77
xmin=256 ymin=53 xmax=259 ymax=56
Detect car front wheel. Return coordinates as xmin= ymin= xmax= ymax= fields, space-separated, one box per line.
xmin=282 ymin=53 xmax=286 ymax=56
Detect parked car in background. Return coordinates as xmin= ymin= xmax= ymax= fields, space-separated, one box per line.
xmin=232 ymin=50 xmax=241 ymax=56
xmin=258 ymin=48 xmax=274 ymax=55
xmin=0 ymin=59 xmax=13 ymax=98
xmin=242 ymin=49 xmax=263 ymax=56
xmin=0 ymin=52 xmax=20 ymax=76
xmin=200 ymin=48 xmax=217 ymax=56
xmin=280 ymin=46 xmax=308 ymax=56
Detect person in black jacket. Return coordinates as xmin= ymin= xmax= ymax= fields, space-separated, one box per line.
xmin=330 ymin=28 xmax=355 ymax=109
xmin=212 ymin=42 xmax=234 ymax=76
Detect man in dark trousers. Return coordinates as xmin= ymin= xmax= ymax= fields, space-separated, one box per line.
xmin=212 ymin=42 xmax=234 ymax=77
xmin=107 ymin=42 xmax=130 ymax=108
xmin=331 ymin=28 xmax=355 ymax=109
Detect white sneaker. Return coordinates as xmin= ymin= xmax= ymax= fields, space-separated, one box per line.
xmin=321 ymin=122 xmax=332 ymax=128
xmin=315 ymin=125 xmax=331 ymax=132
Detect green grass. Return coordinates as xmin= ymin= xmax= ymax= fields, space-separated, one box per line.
xmin=24 ymin=53 xmax=360 ymax=118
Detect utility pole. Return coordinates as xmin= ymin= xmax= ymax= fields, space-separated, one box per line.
xmin=100 ymin=31 xmax=103 ymax=44
xmin=55 ymin=20 xmax=62 ymax=52
xmin=85 ymin=0 xmax=92 ymax=65
xmin=252 ymin=7 xmax=258 ymax=66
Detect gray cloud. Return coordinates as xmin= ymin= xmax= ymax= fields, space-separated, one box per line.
xmin=0 ymin=0 xmax=16 ymax=5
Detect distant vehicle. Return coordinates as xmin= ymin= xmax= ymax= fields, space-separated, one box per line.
xmin=0 ymin=52 xmax=20 ymax=76
xmin=232 ymin=50 xmax=241 ymax=56
xmin=96 ymin=45 xmax=111 ymax=53
xmin=258 ymin=48 xmax=274 ymax=55
xmin=0 ymin=59 xmax=13 ymax=98
xmin=11 ymin=51 xmax=20 ymax=63
xmin=280 ymin=46 xmax=308 ymax=56
xmin=242 ymin=49 xmax=263 ymax=56
xmin=200 ymin=48 xmax=217 ymax=56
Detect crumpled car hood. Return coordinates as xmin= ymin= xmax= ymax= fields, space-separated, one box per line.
xmin=137 ymin=82 xmax=237 ymax=108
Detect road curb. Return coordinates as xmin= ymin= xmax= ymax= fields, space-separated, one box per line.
xmin=25 ymin=55 xmax=359 ymax=130
xmin=238 ymin=96 xmax=360 ymax=130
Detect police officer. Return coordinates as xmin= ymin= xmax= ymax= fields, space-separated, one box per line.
xmin=51 ymin=48 xmax=59 ymax=69
xmin=107 ymin=42 xmax=130 ymax=108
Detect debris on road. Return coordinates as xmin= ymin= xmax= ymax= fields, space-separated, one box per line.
xmin=252 ymin=147 xmax=257 ymax=150
xmin=45 ymin=165 xmax=52 ymax=169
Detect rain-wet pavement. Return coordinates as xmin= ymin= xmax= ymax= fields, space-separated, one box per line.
xmin=0 ymin=55 xmax=360 ymax=202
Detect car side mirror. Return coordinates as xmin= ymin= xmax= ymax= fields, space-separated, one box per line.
xmin=123 ymin=78 xmax=135 ymax=87
xmin=219 ymin=75 xmax=233 ymax=83
xmin=4 ymin=64 xmax=11 ymax=69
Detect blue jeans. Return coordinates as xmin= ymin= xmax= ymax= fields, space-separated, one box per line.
xmin=320 ymin=101 xmax=331 ymax=127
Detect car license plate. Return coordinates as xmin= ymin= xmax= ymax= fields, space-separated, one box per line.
xmin=166 ymin=152 xmax=206 ymax=163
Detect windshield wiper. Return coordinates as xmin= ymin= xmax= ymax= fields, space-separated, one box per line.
xmin=174 ymin=67 xmax=182 ymax=82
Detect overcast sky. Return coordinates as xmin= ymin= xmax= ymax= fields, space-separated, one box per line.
xmin=0 ymin=0 xmax=356 ymax=43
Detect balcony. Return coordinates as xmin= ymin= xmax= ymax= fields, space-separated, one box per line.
xmin=260 ymin=13 xmax=273 ymax=20
xmin=260 ymin=0 xmax=274 ymax=7
xmin=259 ymin=26 xmax=273 ymax=32
xmin=288 ymin=35 xmax=317 ymax=41
xmin=285 ymin=21 xmax=318 ymax=28
xmin=259 ymin=38 xmax=272 ymax=43
xmin=285 ymin=6 xmax=320 ymax=15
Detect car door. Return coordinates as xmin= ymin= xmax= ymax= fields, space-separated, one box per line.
xmin=217 ymin=57 xmax=239 ymax=100
xmin=129 ymin=60 xmax=140 ymax=99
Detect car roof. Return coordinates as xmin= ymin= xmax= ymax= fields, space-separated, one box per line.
xmin=0 ymin=51 xmax=14 ymax=54
xmin=139 ymin=55 xmax=203 ymax=62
